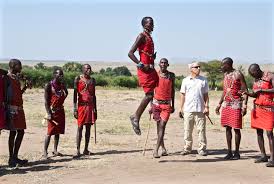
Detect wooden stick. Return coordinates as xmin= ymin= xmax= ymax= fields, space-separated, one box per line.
xmin=206 ymin=115 xmax=214 ymax=125
xmin=142 ymin=115 xmax=152 ymax=156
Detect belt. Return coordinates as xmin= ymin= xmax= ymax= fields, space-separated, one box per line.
xmin=153 ymin=99 xmax=171 ymax=105
xmin=254 ymin=104 xmax=274 ymax=112
xmin=78 ymin=102 xmax=93 ymax=106
xmin=51 ymin=106 xmax=64 ymax=112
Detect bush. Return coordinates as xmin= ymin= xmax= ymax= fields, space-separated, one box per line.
xmin=93 ymin=74 xmax=109 ymax=86
xmin=112 ymin=76 xmax=138 ymax=88
xmin=63 ymin=62 xmax=82 ymax=72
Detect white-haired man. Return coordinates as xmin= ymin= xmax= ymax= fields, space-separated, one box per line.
xmin=179 ymin=62 xmax=209 ymax=156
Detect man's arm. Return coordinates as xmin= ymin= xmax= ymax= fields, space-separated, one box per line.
xmin=73 ymin=76 xmax=79 ymax=119
xmin=238 ymin=71 xmax=248 ymax=116
xmin=261 ymin=73 xmax=274 ymax=94
xmin=44 ymin=83 xmax=52 ymax=120
xmin=215 ymin=80 xmax=225 ymax=115
xmin=203 ymin=79 xmax=209 ymax=115
xmin=203 ymin=92 xmax=209 ymax=115
xmin=128 ymin=33 xmax=145 ymax=64
xmin=92 ymin=78 xmax=97 ymax=112
xmin=171 ymin=73 xmax=175 ymax=113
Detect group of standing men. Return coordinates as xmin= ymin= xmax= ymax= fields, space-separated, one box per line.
xmin=0 ymin=60 xmax=97 ymax=167
xmin=0 ymin=16 xmax=273 ymax=168
xmin=129 ymin=17 xmax=274 ymax=167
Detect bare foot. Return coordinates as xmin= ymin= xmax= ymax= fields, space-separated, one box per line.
xmin=130 ymin=115 xmax=141 ymax=135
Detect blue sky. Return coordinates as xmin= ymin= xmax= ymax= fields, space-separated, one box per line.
xmin=0 ymin=0 xmax=273 ymax=63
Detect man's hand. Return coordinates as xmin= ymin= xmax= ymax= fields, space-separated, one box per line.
xmin=94 ymin=109 xmax=97 ymax=120
xmin=179 ymin=111 xmax=184 ymax=119
xmin=171 ymin=106 xmax=175 ymax=114
xmin=153 ymin=52 xmax=157 ymax=60
xmin=47 ymin=113 xmax=52 ymax=121
xmin=215 ymin=104 xmax=221 ymax=115
xmin=74 ymin=109 xmax=78 ymax=119
xmin=241 ymin=105 xmax=247 ymax=116
xmin=203 ymin=106 xmax=209 ymax=116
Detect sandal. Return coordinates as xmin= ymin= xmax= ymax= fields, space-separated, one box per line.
xmin=83 ymin=150 xmax=94 ymax=155
xmin=254 ymin=156 xmax=268 ymax=163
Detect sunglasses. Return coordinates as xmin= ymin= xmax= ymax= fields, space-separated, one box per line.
xmin=192 ymin=66 xmax=200 ymax=69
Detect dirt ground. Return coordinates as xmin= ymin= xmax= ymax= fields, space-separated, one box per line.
xmin=0 ymin=89 xmax=274 ymax=184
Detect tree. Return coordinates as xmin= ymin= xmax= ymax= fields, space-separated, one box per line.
xmin=200 ymin=60 xmax=223 ymax=90
xmin=113 ymin=66 xmax=132 ymax=76
xmin=62 ymin=62 xmax=82 ymax=72
xmin=34 ymin=62 xmax=46 ymax=70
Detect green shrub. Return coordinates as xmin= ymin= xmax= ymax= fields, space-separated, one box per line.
xmin=112 ymin=76 xmax=138 ymax=88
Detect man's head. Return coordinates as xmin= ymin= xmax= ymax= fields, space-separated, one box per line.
xmin=82 ymin=64 xmax=92 ymax=76
xmin=159 ymin=58 xmax=169 ymax=72
xmin=141 ymin=17 xmax=154 ymax=32
xmin=53 ymin=68 xmax=64 ymax=82
xmin=9 ymin=59 xmax=22 ymax=73
xmin=221 ymin=57 xmax=233 ymax=72
xmin=248 ymin=63 xmax=263 ymax=79
xmin=189 ymin=62 xmax=201 ymax=76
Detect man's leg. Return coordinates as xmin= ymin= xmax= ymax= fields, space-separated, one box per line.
xmin=8 ymin=131 xmax=16 ymax=166
xmin=161 ymin=121 xmax=167 ymax=156
xmin=43 ymin=135 xmax=51 ymax=159
xmin=13 ymin=130 xmax=28 ymax=165
xmin=224 ymin=126 xmax=233 ymax=159
xmin=83 ymin=124 xmax=92 ymax=155
xmin=153 ymin=120 xmax=167 ymax=158
xmin=196 ymin=113 xmax=207 ymax=156
xmin=53 ymin=134 xmax=62 ymax=156
xmin=75 ymin=125 xmax=83 ymax=158
xmin=233 ymin=129 xmax=241 ymax=159
xmin=130 ymin=92 xmax=153 ymax=135
xmin=183 ymin=112 xmax=194 ymax=155
xmin=254 ymin=129 xmax=268 ymax=163
xmin=266 ymin=130 xmax=274 ymax=167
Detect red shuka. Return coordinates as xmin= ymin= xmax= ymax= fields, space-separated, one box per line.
xmin=152 ymin=71 xmax=173 ymax=122
xmin=221 ymin=71 xmax=243 ymax=129
xmin=47 ymin=81 xmax=67 ymax=135
xmin=251 ymin=72 xmax=274 ymax=131
xmin=7 ymin=74 xmax=26 ymax=130
xmin=137 ymin=32 xmax=158 ymax=93
xmin=77 ymin=75 xmax=96 ymax=127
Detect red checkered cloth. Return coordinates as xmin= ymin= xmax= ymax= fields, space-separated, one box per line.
xmin=221 ymin=106 xmax=242 ymax=129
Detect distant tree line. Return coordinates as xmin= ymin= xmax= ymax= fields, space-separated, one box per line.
xmin=0 ymin=61 xmax=255 ymax=90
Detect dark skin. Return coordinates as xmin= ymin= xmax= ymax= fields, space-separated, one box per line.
xmin=215 ymin=60 xmax=248 ymax=159
xmin=43 ymin=70 xmax=68 ymax=159
xmin=153 ymin=58 xmax=175 ymax=158
xmin=73 ymin=64 xmax=97 ymax=158
xmin=7 ymin=60 xmax=32 ymax=167
xmin=243 ymin=65 xmax=274 ymax=166
xmin=128 ymin=18 xmax=156 ymax=135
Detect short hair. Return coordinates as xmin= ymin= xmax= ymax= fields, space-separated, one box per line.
xmin=222 ymin=57 xmax=233 ymax=66
xmin=248 ymin=63 xmax=260 ymax=72
xmin=141 ymin=17 xmax=153 ymax=27
xmin=9 ymin=58 xmax=21 ymax=69
xmin=160 ymin=58 xmax=168 ymax=63
xmin=53 ymin=68 xmax=63 ymax=75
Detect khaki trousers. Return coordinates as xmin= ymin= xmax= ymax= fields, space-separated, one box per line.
xmin=183 ymin=112 xmax=207 ymax=152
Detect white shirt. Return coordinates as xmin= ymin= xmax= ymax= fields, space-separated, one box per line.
xmin=180 ymin=75 xmax=209 ymax=113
